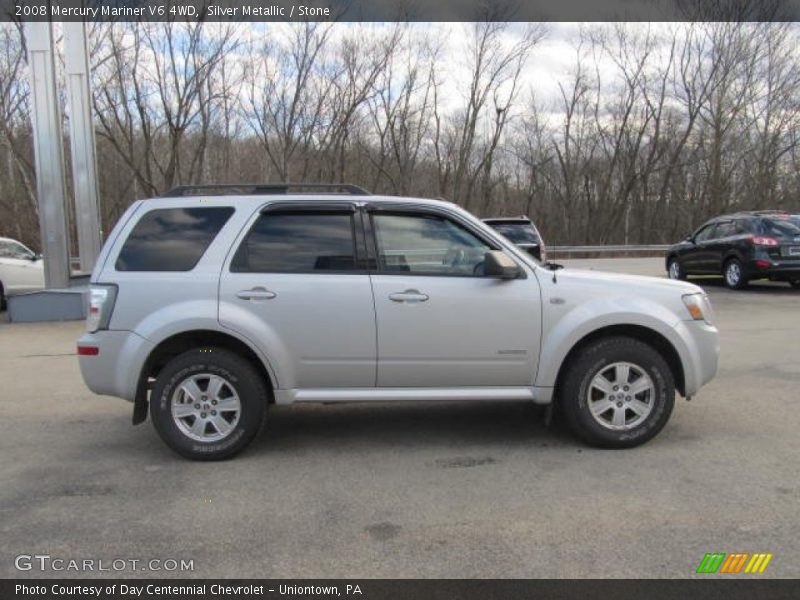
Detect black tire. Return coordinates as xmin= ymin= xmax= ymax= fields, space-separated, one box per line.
xmin=150 ymin=347 xmax=268 ymax=460
xmin=667 ymin=257 xmax=687 ymax=281
xmin=723 ymin=258 xmax=748 ymax=290
xmin=559 ymin=336 xmax=675 ymax=448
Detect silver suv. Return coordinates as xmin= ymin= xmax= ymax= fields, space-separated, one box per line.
xmin=77 ymin=184 xmax=719 ymax=460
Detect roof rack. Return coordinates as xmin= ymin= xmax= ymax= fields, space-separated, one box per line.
xmin=160 ymin=183 xmax=371 ymax=198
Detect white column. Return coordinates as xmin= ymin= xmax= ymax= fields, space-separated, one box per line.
xmin=64 ymin=21 xmax=102 ymax=274
xmin=25 ymin=21 xmax=71 ymax=289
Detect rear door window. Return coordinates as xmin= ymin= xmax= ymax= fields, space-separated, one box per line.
xmin=714 ymin=221 xmax=736 ymax=238
xmin=231 ymin=212 xmax=359 ymax=273
xmin=116 ymin=207 xmax=234 ymax=271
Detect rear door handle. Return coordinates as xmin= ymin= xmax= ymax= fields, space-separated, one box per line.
xmin=236 ymin=287 xmax=276 ymax=301
xmin=389 ymin=289 xmax=429 ymax=303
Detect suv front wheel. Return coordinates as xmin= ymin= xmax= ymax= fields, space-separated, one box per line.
xmin=667 ymin=257 xmax=686 ymax=281
xmin=150 ymin=348 xmax=268 ymax=460
xmin=559 ymin=337 xmax=675 ymax=448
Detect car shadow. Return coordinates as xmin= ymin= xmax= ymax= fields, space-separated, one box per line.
xmin=248 ymin=401 xmax=575 ymax=453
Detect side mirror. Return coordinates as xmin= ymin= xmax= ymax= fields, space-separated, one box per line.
xmin=30 ymin=253 xmax=41 ymax=261
xmin=685 ymin=234 xmax=694 ymax=243
xmin=484 ymin=250 xmax=521 ymax=280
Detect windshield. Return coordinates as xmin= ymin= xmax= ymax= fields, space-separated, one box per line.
xmin=488 ymin=222 xmax=541 ymax=244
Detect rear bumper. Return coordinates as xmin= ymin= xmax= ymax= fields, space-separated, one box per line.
xmin=746 ymin=257 xmax=800 ymax=280
xmin=77 ymin=330 xmax=155 ymax=402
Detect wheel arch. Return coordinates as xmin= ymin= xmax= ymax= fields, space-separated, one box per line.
xmin=133 ymin=329 xmax=276 ymax=424
xmin=722 ymin=250 xmax=746 ymax=268
xmin=552 ymin=324 xmax=686 ymax=402
xmin=665 ymin=253 xmax=679 ymax=270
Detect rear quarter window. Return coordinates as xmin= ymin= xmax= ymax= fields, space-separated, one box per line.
xmin=115 ymin=207 xmax=235 ymax=272
xmin=488 ymin=222 xmax=541 ymax=244
xmin=758 ymin=218 xmax=800 ymax=237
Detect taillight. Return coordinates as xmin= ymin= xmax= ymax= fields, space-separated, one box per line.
xmin=86 ymin=284 xmax=117 ymax=333
xmin=750 ymin=236 xmax=779 ymax=247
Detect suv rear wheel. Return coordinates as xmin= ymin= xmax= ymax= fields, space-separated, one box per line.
xmin=150 ymin=348 xmax=268 ymax=460
xmin=559 ymin=336 xmax=675 ymax=448
xmin=723 ymin=258 xmax=748 ymax=290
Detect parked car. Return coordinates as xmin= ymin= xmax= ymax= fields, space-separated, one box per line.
xmin=666 ymin=212 xmax=800 ymax=290
xmin=483 ymin=216 xmax=546 ymax=261
xmin=0 ymin=237 xmax=45 ymax=310
xmin=77 ymin=184 xmax=719 ymax=460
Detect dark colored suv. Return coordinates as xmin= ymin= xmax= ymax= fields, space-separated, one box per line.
xmin=666 ymin=212 xmax=800 ymax=289
xmin=483 ymin=216 xmax=546 ymax=261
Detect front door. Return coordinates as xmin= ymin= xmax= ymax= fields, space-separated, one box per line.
xmin=367 ymin=207 xmax=541 ymax=388
xmin=0 ymin=240 xmax=44 ymax=294
xmin=219 ymin=204 xmax=376 ymax=389
xmin=683 ymin=223 xmax=717 ymax=274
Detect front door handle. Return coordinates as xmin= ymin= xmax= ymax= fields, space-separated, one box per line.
xmin=236 ymin=287 xmax=277 ymax=301
xmin=389 ymin=289 xmax=429 ymax=303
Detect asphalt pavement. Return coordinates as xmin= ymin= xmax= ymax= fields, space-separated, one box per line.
xmin=1 ymin=258 xmax=798 ymax=578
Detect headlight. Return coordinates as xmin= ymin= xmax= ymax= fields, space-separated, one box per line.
xmin=682 ymin=293 xmax=713 ymax=325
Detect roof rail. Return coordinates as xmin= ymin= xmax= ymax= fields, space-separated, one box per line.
xmin=160 ymin=183 xmax=371 ymax=198
xmin=732 ymin=209 xmax=784 ymax=215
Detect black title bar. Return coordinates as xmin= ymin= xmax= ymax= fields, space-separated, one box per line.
xmin=3 ymin=0 xmax=800 ymax=22
xmin=3 ymin=579 xmax=800 ymax=600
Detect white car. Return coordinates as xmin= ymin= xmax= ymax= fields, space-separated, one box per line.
xmin=0 ymin=236 xmax=45 ymax=309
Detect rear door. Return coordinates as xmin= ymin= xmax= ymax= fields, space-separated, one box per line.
xmin=218 ymin=203 xmax=377 ymax=389
xmin=367 ymin=205 xmax=541 ymax=388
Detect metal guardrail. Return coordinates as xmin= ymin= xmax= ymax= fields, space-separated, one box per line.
xmin=549 ymin=244 xmax=670 ymax=255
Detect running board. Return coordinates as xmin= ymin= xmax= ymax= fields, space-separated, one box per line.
xmin=274 ymin=387 xmax=553 ymax=405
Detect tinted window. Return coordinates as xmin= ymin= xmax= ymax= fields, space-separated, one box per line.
xmin=758 ymin=218 xmax=800 ymax=237
xmin=116 ymin=207 xmax=234 ymax=272
xmin=693 ymin=223 xmax=717 ymax=243
xmin=231 ymin=212 xmax=358 ymax=272
xmin=373 ymin=213 xmax=493 ymax=276
xmin=488 ymin=222 xmax=541 ymax=244
xmin=714 ymin=221 xmax=736 ymax=238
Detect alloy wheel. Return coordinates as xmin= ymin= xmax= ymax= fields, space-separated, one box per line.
xmin=587 ymin=362 xmax=655 ymax=431
xmin=171 ymin=373 xmax=242 ymax=442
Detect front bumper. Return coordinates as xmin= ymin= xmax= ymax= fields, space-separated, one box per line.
xmin=77 ymin=330 xmax=155 ymax=402
xmin=673 ymin=319 xmax=720 ymax=397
